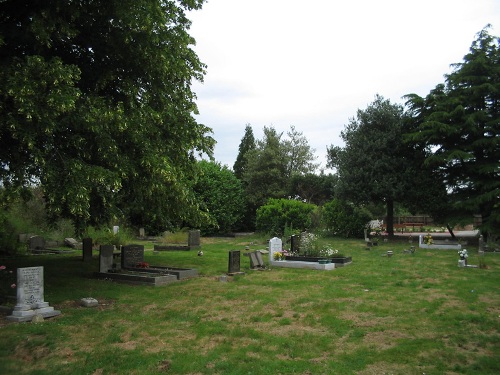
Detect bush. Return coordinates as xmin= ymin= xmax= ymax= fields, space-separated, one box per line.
xmin=323 ymin=199 xmax=372 ymax=238
xmin=256 ymin=198 xmax=317 ymax=237
xmin=84 ymin=226 xmax=134 ymax=248
xmin=0 ymin=212 xmax=21 ymax=255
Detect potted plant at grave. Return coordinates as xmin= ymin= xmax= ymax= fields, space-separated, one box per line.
xmin=458 ymin=249 xmax=468 ymax=267
xmin=424 ymin=233 xmax=433 ymax=245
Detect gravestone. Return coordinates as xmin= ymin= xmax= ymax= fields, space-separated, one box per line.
xmin=82 ymin=237 xmax=93 ymax=262
xmin=188 ymin=230 xmax=201 ymax=248
xmin=268 ymin=237 xmax=282 ymax=262
xmin=29 ymin=235 xmax=45 ymax=251
xmin=99 ymin=245 xmax=115 ymax=273
xmin=139 ymin=228 xmax=145 ymax=238
xmin=121 ymin=244 xmax=145 ymax=269
xmin=7 ymin=266 xmax=61 ymax=322
xmin=64 ymin=238 xmax=81 ymax=249
xmin=248 ymin=252 xmax=260 ymax=269
xmin=228 ymin=250 xmax=241 ymax=274
xmin=113 ymin=225 xmax=119 ymax=234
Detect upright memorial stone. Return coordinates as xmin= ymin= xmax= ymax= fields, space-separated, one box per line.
xmin=99 ymin=245 xmax=115 ymax=273
xmin=269 ymin=237 xmax=282 ymax=263
xmin=7 ymin=267 xmax=61 ymax=322
xmin=82 ymin=237 xmax=93 ymax=262
xmin=188 ymin=230 xmax=201 ymax=248
xmin=121 ymin=245 xmax=145 ymax=269
xmin=228 ymin=250 xmax=241 ymax=275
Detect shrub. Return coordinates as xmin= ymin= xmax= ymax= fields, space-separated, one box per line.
xmin=256 ymin=198 xmax=317 ymax=237
xmin=323 ymin=199 xmax=372 ymax=238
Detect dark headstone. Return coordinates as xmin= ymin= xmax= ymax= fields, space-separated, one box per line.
xmin=188 ymin=230 xmax=201 ymax=248
xmin=29 ymin=235 xmax=45 ymax=251
xmin=82 ymin=238 xmax=93 ymax=262
xmin=228 ymin=250 xmax=241 ymax=274
xmin=121 ymin=244 xmax=145 ymax=269
xmin=99 ymin=245 xmax=115 ymax=273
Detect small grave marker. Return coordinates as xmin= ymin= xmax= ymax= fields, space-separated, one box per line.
xmin=7 ymin=266 xmax=61 ymax=322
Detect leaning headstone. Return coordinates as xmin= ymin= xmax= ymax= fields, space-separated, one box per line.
xmin=99 ymin=245 xmax=115 ymax=273
xmin=121 ymin=244 xmax=145 ymax=269
xmin=64 ymin=238 xmax=81 ymax=249
xmin=248 ymin=252 xmax=260 ymax=269
xmin=82 ymin=238 xmax=93 ymax=262
xmin=29 ymin=235 xmax=45 ymax=252
xmin=228 ymin=250 xmax=241 ymax=275
xmin=268 ymin=237 xmax=282 ymax=262
xmin=7 ymin=266 xmax=61 ymax=322
xmin=255 ymin=251 xmax=265 ymax=267
xmin=188 ymin=230 xmax=201 ymax=248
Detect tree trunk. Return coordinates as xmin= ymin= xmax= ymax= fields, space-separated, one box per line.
xmin=386 ymin=199 xmax=394 ymax=237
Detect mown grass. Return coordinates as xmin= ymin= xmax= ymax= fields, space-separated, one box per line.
xmin=0 ymin=235 xmax=499 ymax=374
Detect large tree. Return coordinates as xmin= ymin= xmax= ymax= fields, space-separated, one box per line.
xmin=233 ymin=123 xmax=255 ymax=180
xmin=404 ymin=26 xmax=500 ymax=240
xmin=327 ymin=95 xmax=412 ymax=236
xmin=0 ymin=0 xmax=214 ymax=233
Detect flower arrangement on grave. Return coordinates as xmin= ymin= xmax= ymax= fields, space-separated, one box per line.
xmin=136 ymin=262 xmax=150 ymax=268
xmin=424 ymin=233 xmax=433 ymax=245
xmin=0 ymin=265 xmax=16 ymax=303
xmin=273 ymin=251 xmax=286 ymax=261
xmin=458 ymin=249 xmax=468 ymax=260
xmin=300 ymin=233 xmax=340 ymax=258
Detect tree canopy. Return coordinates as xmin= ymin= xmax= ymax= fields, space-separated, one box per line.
xmin=192 ymin=160 xmax=245 ymax=235
xmin=327 ymin=95 xmax=412 ymax=235
xmin=0 ymin=0 xmax=214 ymax=233
xmin=404 ymin=26 xmax=500 ymax=239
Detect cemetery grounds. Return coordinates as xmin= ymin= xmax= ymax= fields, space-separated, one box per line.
xmin=0 ymin=234 xmax=499 ymax=374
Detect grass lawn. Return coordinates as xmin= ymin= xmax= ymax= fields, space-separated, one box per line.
xmin=0 ymin=235 xmax=499 ymax=374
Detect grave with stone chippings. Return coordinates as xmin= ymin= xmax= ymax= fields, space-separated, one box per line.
xmin=94 ymin=244 xmax=197 ymax=286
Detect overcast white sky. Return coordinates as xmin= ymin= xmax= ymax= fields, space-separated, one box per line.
xmin=188 ymin=0 xmax=499 ymax=171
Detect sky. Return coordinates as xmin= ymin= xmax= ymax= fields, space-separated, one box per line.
xmin=188 ymin=0 xmax=499 ymax=171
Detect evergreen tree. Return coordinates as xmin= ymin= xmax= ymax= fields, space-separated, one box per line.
xmin=233 ymin=124 xmax=255 ymax=180
xmin=404 ymin=26 xmax=500 ymax=239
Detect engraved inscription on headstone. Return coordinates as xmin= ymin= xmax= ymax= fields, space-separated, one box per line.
xmin=7 ymin=266 xmax=61 ymax=322
xmin=121 ymin=244 xmax=145 ymax=268
xmin=228 ymin=250 xmax=241 ymax=274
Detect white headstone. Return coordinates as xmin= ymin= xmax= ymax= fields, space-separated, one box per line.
xmin=268 ymin=237 xmax=282 ymax=262
xmin=7 ymin=266 xmax=61 ymax=322
xmin=113 ymin=225 xmax=119 ymax=234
